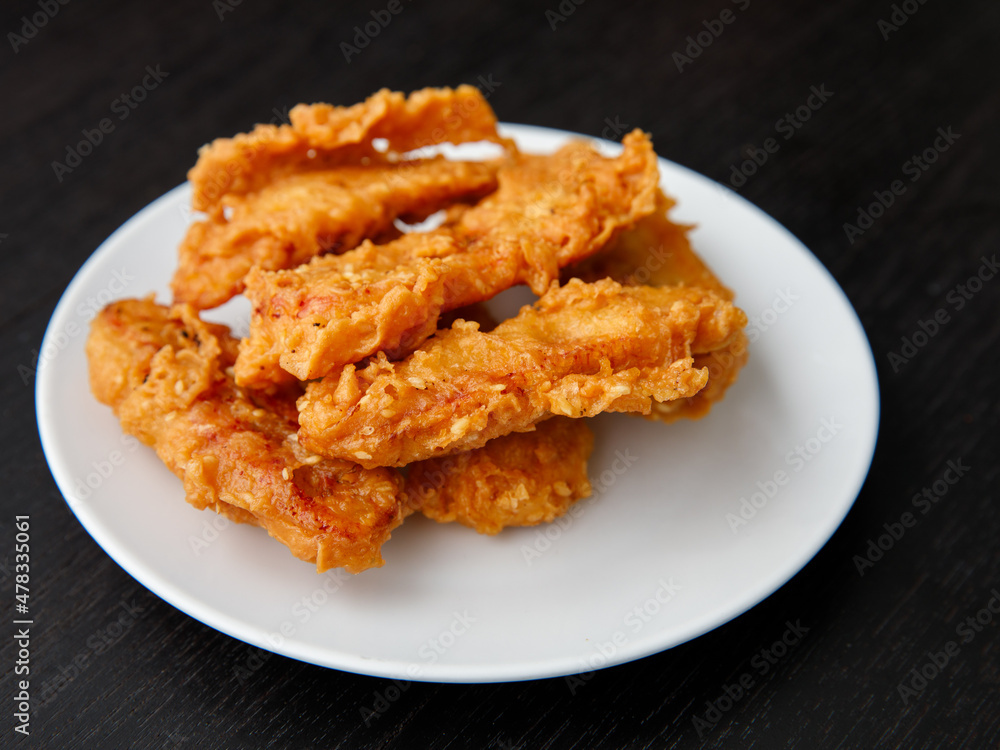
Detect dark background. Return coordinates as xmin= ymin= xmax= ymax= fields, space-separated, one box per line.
xmin=2 ymin=0 xmax=998 ymax=747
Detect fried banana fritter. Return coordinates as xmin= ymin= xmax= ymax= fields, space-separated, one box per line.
xmin=86 ymin=297 xmax=404 ymax=573
xmin=297 ymin=277 xmax=747 ymax=468
xmin=172 ymin=159 xmax=500 ymax=309
xmin=235 ymin=130 xmax=660 ymax=387
xmin=407 ymin=417 xmax=594 ymax=534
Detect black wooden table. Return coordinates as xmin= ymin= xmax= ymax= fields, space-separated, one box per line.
xmin=3 ymin=0 xmax=998 ymax=747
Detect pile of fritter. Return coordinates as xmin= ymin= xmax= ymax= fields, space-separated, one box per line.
xmin=86 ymin=86 xmax=748 ymax=573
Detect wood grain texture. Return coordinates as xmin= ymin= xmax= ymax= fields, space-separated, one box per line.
xmin=1 ymin=0 xmax=998 ymax=747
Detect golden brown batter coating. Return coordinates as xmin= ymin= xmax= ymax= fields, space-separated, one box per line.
xmin=297 ymin=278 xmax=746 ymax=468
xmin=565 ymin=190 xmax=749 ymax=422
xmin=86 ymin=297 xmax=403 ymax=573
xmin=89 ymin=85 xmax=754 ymax=561
xmin=235 ymin=130 xmax=660 ymax=387
xmin=172 ymin=158 xmax=500 ymax=309
xmin=407 ymin=196 xmax=749 ymax=534
xmin=408 ymin=417 xmax=594 ymax=534
xmin=188 ymin=85 xmax=507 ymax=214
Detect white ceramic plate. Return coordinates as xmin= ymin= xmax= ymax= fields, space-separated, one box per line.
xmin=36 ymin=124 xmax=878 ymax=683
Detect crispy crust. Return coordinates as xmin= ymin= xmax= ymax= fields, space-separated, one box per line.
xmin=407 ymin=194 xmax=750 ymax=533
xmin=89 ymin=87 xmax=752 ymax=560
xmin=407 ymin=417 xmax=594 ymax=534
xmin=189 ymin=85 xmax=508 ymax=214
xmin=235 ymin=130 xmax=660 ymax=387
xmin=86 ymin=297 xmax=404 ymax=573
xmin=172 ymin=158 xmax=500 ymax=309
xmin=297 ymin=278 xmax=746 ymax=468
xmin=565 ymin=190 xmax=749 ymax=422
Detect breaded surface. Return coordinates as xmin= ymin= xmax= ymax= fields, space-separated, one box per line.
xmin=297 ymin=278 xmax=746 ymax=468
xmin=172 ymin=159 xmax=500 ymax=309
xmin=86 ymin=297 xmax=403 ymax=573
xmin=565 ymin=190 xmax=748 ymax=421
xmin=189 ymin=85 xmax=507 ymax=214
xmin=236 ymin=130 xmax=660 ymax=387
xmin=565 ymin=191 xmax=731 ymax=296
xmin=408 ymin=417 xmax=594 ymax=534
xmin=413 ymin=195 xmax=749 ymax=534
xmin=665 ymin=331 xmax=749 ymax=421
